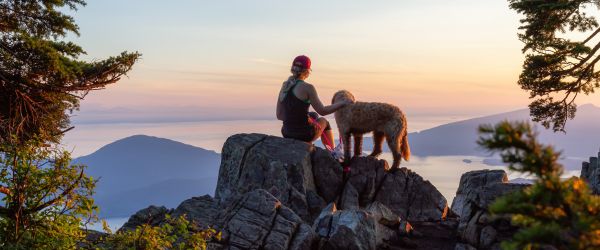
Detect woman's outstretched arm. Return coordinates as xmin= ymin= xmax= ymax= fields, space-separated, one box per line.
xmin=306 ymin=84 xmax=350 ymax=116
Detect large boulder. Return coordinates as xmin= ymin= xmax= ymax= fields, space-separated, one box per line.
xmin=171 ymin=195 xmax=218 ymax=229
xmin=340 ymin=157 xmax=448 ymax=222
xmin=581 ymin=152 xmax=600 ymax=195
xmin=453 ymin=170 xmax=528 ymax=249
xmin=451 ymin=169 xmax=507 ymax=215
xmin=119 ymin=205 xmax=171 ymax=232
xmin=215 ymin=189 xmax=316 ymax=250
xmin=313 ymin=203 xmax=377 ymax=250
xmin=373 ymin=167 xmax=448 ymax=222
xmin=215 ymin=134 xmax=330 ymax=222
xmin=215 ymin=134 xmax=449 ymax=223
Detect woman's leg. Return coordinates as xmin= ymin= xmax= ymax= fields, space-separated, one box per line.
xmin=316 ymin=117 xmax=335 ymax=149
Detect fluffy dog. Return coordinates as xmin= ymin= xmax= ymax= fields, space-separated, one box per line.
xmin=332 ymin=90 xmax=411 ymax=170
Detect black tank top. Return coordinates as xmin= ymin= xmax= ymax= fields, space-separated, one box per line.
xmin=281 ymin=80 xmax=311 ymax=135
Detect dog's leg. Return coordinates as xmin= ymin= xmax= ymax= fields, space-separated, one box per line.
xmin=342 ymin=131 xmax=352 ymax=165
xmin=386 ymin=133 xmax=402 ymax=170
xmin=353 ymin=133 xmax=363 ymax=157
xmin=369 ymin=131 xmax=385 ymax=157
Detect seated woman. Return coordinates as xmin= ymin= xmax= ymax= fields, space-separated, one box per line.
xmin=276 ymin=55 xmax=351 ymax=149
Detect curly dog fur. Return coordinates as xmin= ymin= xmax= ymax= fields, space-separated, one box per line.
xmin=332 ymin=90 xmax=411 ymax=170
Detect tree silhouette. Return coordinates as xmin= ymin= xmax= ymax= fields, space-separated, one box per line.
xmin=509 ymin=0 xmax=600 ymax=132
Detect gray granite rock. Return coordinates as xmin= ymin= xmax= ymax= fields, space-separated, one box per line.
xmin=311 ymin=147 xmax=344 ymax=203
xmin=216 ymin=189 xmax=315 ymax=250
xmin=215 ymin=134 xmax=321 ymax=222
xmin=581 ymin=153 xmax=600 ymax=195
xmin=340 ymin=182 xmax=360 ymax=210
xmin=313 ymin=205 xmax=377 ymax=250
xmin=374 ymin=167 xmax=448 ymax=222
xmin=119 ymin=205 xmax=171 ymax=232
xmin=171 ymin=195 xmax=218 ymax=229
xmin=451 ymin=169 xmax=507 ymax=215
xmin=454 ymin=169 xmax=527 ymax=249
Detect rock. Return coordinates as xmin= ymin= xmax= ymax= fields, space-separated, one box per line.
xmin=80 ymin=229 xmax=109 ymax=249
xmin=451 ymin=169 xmax=507 ymax=215
xmin=311 ymin=147 xmax=344 ymax=203
xmin=171 ymin=195 xmax=218 ymax=229
xmin=455 ymin=243 xmax=477 ymax=250
xmin=454 ymin=170 xmax=528 ymax=249
xmin=366 ymin=202 xmax=401 ymax=245
xmin=366 ymin=201 xmax=401 ymax=227
xmin=215 ymin=189 xmax=315 ymax=250
xmin=346 ymin=157 xmax=388 ymax=206
xmin=581 ymin=152 xmax=600 ymax=195
xmin=119 ymin=205 xmax=170 ymax=232
xmin=313 ymin=206 xmax=377 ymax=250
xmin=210 ymin=133 xmax=454 ymax=248
xmin=479 ymin=226 xmax=497 ymax=249
xmin=340 ymin=182 xmax=360 ymax=210
xmin=374 ymin=167 xmax=448 ymax=222
xmin=462 ymin=210 xmax=482 ymax=246
xmin=215 ymin=134 xmax=326 ymax=222
xmin=215 ymin=134 xmax=448 ymax=224
xmin=215 ymin=133 xmax=268 ymax=203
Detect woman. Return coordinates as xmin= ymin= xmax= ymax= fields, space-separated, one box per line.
xmin=276 ymin=55 xmax=351 ymax=149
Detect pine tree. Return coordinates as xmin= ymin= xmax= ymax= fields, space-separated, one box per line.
xmin=478 ymin=121 xmax=600 ymax=249
xmin=0 ymin=0 xmax=140 ymax=247
xmin=509 ymin=0 xmax=600 ymax=132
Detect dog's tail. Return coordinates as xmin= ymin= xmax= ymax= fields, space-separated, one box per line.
xmin=401 ymin=132 xmax=411 ymax=161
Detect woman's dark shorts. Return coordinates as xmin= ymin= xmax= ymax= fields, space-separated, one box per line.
xmin=282 ymin=112 xmax=331 ymax=142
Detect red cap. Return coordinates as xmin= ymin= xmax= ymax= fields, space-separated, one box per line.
xmin=292 ymin=55 xmax=311 ymax=70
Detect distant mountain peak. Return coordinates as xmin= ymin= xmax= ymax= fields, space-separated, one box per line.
xmin=83 ymin=134 xmax=216 ymax=158
xmin=578 ymin=103 xmax=599 ymax=110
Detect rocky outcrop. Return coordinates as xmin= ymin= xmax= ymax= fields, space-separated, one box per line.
xmin=215 ymin=134 xmax=448 ymax=223
xmin=581 ymin=151 xmax=600 ymax=195
xmin=451 ymin=169 xmax=507 ymax=216
xmin=453 ymin=170 xmax=528 ymax=249
xmin=215 ymin=134 xmax=327 ymax=222
xmin=121 ymin=133 xmax=453 ymax=249
xmin=171 ymin=195 xmax=218 ymax=229
xmin=119 ymin=205 xmax=171 ymax=232
xmin=344 ymin=156 xmax=448 ymax=221
xmin=313 ymin=203 xmax=377 ymax=250
xmin=215 ymin=189 xmax=316 ymax=250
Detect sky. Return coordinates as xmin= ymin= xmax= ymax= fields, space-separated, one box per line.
xmin=66 ymin=0 xmax=600 ymax=124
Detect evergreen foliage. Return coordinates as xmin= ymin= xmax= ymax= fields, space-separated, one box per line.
xmin=508 ymin=0 xmax=600 ymax=132
xmin=0 ymin=140 xmax=96 ymax=249
xmin=94 ymin=215 xmax=221 ymax=250
xmin=0 ymin=0 xmax=140 ymax=145
xmin=0 ymin=0 xmax=139 ymax=248
xmin=478 ymin=121 xmax=600 ymax=249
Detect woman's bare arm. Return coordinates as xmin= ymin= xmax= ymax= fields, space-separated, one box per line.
xmin=306 ymin=84 xmax=348 ymax=116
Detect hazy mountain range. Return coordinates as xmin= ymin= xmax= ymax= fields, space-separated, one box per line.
xmin=73 ymin=135 xmax=220 ymax=217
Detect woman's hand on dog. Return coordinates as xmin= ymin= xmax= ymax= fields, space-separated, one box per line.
xmin=341 ymin=100 xmax=354 ymax=107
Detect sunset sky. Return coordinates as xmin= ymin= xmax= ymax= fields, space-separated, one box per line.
xmin=67 ymin=0 xmax=599 ymax=124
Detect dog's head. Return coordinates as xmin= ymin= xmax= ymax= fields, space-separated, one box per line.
xmin=332 ymin=90 xmax=355 ymax=104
